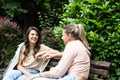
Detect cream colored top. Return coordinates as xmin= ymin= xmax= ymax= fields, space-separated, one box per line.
xmin=20 ymin=44 xmax=51 ymax=71
xmin=50 ymin=40 xmax=90 ymax=79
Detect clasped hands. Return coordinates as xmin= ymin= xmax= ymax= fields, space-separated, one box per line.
xmin=34 ymin=50 xmax=56 ymax=60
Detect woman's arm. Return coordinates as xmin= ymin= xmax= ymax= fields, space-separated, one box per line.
xmin=42 ymin=43 xmax=76 ymax=78
xmin=41 ymin=50 xmax=63 ymax=59
xmin=35 ymin=48 xmax=62 ymax=60
xmin=17 ymin=53 xmax=32 ymax=77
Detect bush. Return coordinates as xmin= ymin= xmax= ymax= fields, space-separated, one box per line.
xmin=53 ymin=0 xmax=120 ymax=79
xmin=0 ymin=16 xmax=22 ymax=68
xmin=40 ymin=27 xmax=61 ymax=50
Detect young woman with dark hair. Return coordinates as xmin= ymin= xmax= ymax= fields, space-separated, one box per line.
xmin=3 ymin=26 xmax=59 ymax=80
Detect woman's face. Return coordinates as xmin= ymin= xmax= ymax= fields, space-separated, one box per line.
xmin=28 ymin=30 xmax=39 ymax=45
xmin=61 ymin=30 xmax=70 ymax=45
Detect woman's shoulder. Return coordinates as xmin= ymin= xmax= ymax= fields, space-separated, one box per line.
xmin=40 ymin=44 xmax=46 ymax=47
xmin=68 ymin=40 xmax=81 ymax=45
xmin=20 ymin=44 xmax=25 ymax=52
xmin=67 ymin=40 xmax=85 ymax=50
xmin=40 ymin=44 xmax=51 ymax=50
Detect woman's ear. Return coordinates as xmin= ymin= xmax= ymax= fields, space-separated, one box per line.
xmin=68 ymin=34 xmax=72 ymax=40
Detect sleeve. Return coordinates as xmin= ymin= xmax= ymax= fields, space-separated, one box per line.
xmin=40 ymin=44 xmax=53 ymax=51
xmin=49 ymin=42 xmax=76 ymax=78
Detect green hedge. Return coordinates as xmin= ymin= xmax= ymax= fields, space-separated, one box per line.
xmin=54 ymin=0 xmax=120 ymax=79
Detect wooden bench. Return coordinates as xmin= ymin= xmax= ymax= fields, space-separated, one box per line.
xmin=0 ymin=58 xmax=111 ymax=80
xmin=45 ymin=58 xmax=111 ymax=80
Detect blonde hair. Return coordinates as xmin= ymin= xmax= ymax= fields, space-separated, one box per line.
xmin=63 ymin=24 xmax=90 ymax=50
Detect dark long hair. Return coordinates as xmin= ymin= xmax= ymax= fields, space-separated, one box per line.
xmin=24 ymin=26 xmax=41 ymax=56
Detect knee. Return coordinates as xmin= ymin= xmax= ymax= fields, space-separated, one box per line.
xmin=16 ymin=75 xmax=27 ymax=80
xmin=6 ymin=70 xmax=21 ymax=75
xmin=3 ymin=70 xmax=22 ymax=79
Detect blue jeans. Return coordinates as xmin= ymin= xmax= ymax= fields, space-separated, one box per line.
xmin=3 ymin=68 xmax=39 ymax=80
xmin=33 ymin=74 xmax=77 ymax=80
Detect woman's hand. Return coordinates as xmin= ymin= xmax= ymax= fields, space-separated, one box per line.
xmin=41 ymin=51 xmax=55 ymax=60
xmin=41 ymin=50 xmax=61 ymax=60
xmin=34 ymin=50 xmax=48 ymax=59
xmin=35 ymin=49 xmax=61 ymax=60
xmin=27 ymin=74 xmax=39 ymax=80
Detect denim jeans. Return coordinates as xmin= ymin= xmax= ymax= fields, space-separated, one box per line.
xmin=33 ymin=74 xmax=77 ymax=80
xmin=3 ymin=68 xmax=39 ymax=80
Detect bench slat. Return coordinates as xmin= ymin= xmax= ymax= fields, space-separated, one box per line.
xmin=49 ymin=61 xmax=58 ymax=66
xmin=89 ymin=60 xmax=111 ymax=80
xmin=88 ymin=77 xmax=104 ymax=80
xmin=90 ymin=68 xmax=109 ymax=77
xmin=90 ymin=60 xmax=110 ymax=69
